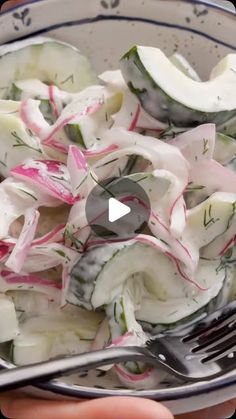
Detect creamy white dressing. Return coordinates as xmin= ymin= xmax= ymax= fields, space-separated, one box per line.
xmin=136 ymin=259 xmax=230 ymax=324
xmin=0 ymin=112 xmax=43 ymax=178
xmin=91 ymin=243 xmax=196 ymax=309
xmin=0 ymin=38 xmax=235 ymax=382
xmin=12 ymin=79 xmax=71 ymax=104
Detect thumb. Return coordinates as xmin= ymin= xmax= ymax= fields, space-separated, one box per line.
xmin=0 ymin=395 xmax=174 ymax=419
xmin=1 ymin=1 xmax=29 ymax=12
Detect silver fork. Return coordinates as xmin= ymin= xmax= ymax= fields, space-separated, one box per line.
xmin=0 ymin=301 xmax=235 ymax=392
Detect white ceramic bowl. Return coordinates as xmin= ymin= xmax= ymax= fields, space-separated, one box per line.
xmin=0 ymin=0 xmax=235 ymax=414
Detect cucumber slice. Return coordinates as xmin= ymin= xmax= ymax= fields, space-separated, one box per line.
xmin=12 ymin=333 xmax=50 ymax=365
xmin=106 ymin=279 xmax=147 ymax=374
xmin=228 ymin=157 xmax=236 ymax=173
xmin=0 ymin=36 xmax=98 ymax=99
xmin=68 ymin=241 xmax=233 ymax=327
xmin=214 ymin=133 xmax=236 ymax=165
xmin=106 ymin=277 xmax=144 ymax=340
xmin=120 ymin=46 xmax=236 ymax=126
xmin=12 ymin=329 xmax=92 ymax=365
xmin=50 ymin=331 xmax=91 ymax=359
xmin=91 ymin=242 xmax=190 ymax=309
xmin=0 ymin=294 xmax=19 ymax=343
xmin=141 ymin=271 xmax=233 ymax=333
xmin=8 ymin=80 xmax=46 ymax=100
xmin=9 ymin=80 xmax=56 ymax=124
xmin=0 ymin=108 xmax=43 ymax=177
xmin=184 ymin=192 xmax=236 ymax=250
xmin=20 ymin=306 xmax=104 ymax=340
xmin=67 ymin=243 xmax=126 ymax=309
xmin=219 ymin=116 xmax=236 ymax=138
xmin=62 ymin=86 xmax=122 ymax=149
xmin=15 ymin=329 xmax=93 ymax=365
xmin=136 ymin=258 xmax=231 ymax=324
xmin=8 ymin=83 xmax=24 ymax=101
xmin=68 ymin=242 xmax=195 ymax=311
xmin=0 ymin=99 xmax=20 ymax=114
xmin=169 ymin=53 xmax=201 ymax=81
xmin=7 ymin=290 xmax=57 ymax=318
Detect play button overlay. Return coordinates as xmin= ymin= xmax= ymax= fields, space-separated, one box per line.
xmin=85 ymin=177 xmax=151 ymax=240
xmin=108 ymin=198 xmax=131 ymax=223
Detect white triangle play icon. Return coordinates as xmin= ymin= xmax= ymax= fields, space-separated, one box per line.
xmin=108 ymin=198 xmax=131 ymax=223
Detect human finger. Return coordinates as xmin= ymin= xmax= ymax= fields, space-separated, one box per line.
xmin=1 ymin=0 xmax=29 ymax=12
xmin=0 ymin=395 xmax=174 ymax=419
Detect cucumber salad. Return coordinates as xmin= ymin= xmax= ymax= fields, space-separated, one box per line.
xmin=0 ymin=37 xmax=235 ymax=389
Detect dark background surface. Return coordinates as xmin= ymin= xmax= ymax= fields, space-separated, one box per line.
xmin=0 ymin=0 xmax=7 ymax=8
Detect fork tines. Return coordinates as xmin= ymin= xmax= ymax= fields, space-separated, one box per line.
xmin=183 ymin=301 xmax=236 ymax=343
xmin=184 ymin=301 xmax=236 ymax=364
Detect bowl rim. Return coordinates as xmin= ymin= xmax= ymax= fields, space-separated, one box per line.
xmin=0 ymin=0 xmax=235 ymax=17
xmin=0 ymin=0 xmax=235 ymax=400
xmin=0 ymin=0 xmax=235 ymax=50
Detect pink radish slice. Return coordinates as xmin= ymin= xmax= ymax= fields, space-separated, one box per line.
xmin=43 ymin=114 xmax=77 ymax=143
xmin=0 ymin=246 xmax=10 ymax=260
xmin=114 ymin=364 xmax=155 ymax=383
xmin=136 ymin=108 xmax=167 ymax=132
xmin=128 ymin=105 xmax=141 ymax=131
xmin=0 ymin=242 xmax=13 ymax=261
xmin=67 ymin=146 xmax=89 ymax=198
xmin=42 ymin=141 xmax=119 ymax=159
xmin=42 ymin=138 xmax=69 ymax=154
xmin=68 ymin=145 xmax=87 ymax=171
xmin=26 ymin=243 xmax=79 ymax=267
xmin=84 ymin=190 xmax=193 ymax=269
xmin=109 ymin=332 xmax=160 ymax=388
xmin=48 ymin=85 xmax=60 ymax=118
xmin=83 ymin=144 xmax=119 ymax=158
xmin=149 ymin=212 xmax=195 ymax=272
xmin=170 ymin=193 xmax=188 ymax=238
xmin=219 ymin=235 xmax=236 ymax=256
xmin=77 ymin=184 xmax=194 ymax=272
xmin=119 ymin=195 xmax=192 ymax=266
xmin=11 ymin=160 xmax=76 ymax=205
xmin=168 ymin=124 xmax=215 ymax=164
xmin=1 ymin=270 xmax=61 ymax=288
xmin=0 ymin=270 xmax=61 ymax=298
xmin=33 ymin=224 xmax=65 ymax=246
xmin=91 ymin=319 xmax=111 ymax=351
xmin=190 ymin=159 xmax=236 ymax=193
xmin=110 ymin=331 xmax=134 ymax=347
xmin=43 ymin=101 xmax=103 ymax=144
xmin=94 ymin=129 xmax=188 ymax=233
xmin=6 ymin=208 xmax=40 ymax=273
xmin=20 ymin=99 xmax=49 ymax=137
xmin=131 ymin=235 xmax=206 ymax=290
xmin=81 ymin=102 xmax=103 ymax=116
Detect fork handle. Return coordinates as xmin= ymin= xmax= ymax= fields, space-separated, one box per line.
xmin=0 ymin=346 xmax=152 ymax=392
